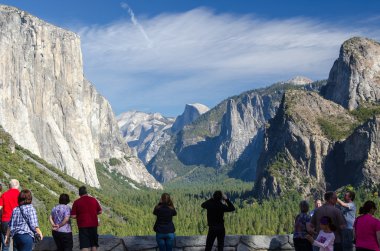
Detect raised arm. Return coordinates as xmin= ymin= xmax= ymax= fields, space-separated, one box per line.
xmin=201 ymin=199 xmax=210 ymax=209
xmin=337 ymin=198 xmax=350 ymax=208
xmin=223 ymin=199 xmax=235 ymax=212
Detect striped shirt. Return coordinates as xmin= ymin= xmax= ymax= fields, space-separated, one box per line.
xmin=8 ymin=205 xmax=39 ymax=238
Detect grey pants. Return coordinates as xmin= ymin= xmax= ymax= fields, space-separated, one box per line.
xmin=342 ymin=229 xmax=354 ymax=251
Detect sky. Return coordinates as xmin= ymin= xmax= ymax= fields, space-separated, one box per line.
xmin=1 ymin=1 xmax=380 ymax=117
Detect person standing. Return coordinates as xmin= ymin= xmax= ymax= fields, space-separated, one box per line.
xmin=50 ymin=194 xmax=73 ymax=251
xmin=201 ymin=191 xmax=235 ymax=251
xmin=310 ymin=199 xmax=322 ymax=218
xmin=0 ymin=179 xmax=20 ymax=251
xmin=153 ymin=193 xmax=177 ymax=251
xmin=353 ymin=200 xmax=380 ymax=251
xmin=337 ymin=191 xmax=356 ymax=251
xmin=5 ymin=189 xmax=43 ymax=251
xmin=293 ymin=200 xmax=312 ymax=251
xmin=71 ymin=186 xmax=102 ymax=251
xmin=310 ymin=191 xmax=346 ymax=251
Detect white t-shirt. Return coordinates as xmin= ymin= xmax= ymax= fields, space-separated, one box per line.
xmin=313 ymin=230 xmax=335 ymax=251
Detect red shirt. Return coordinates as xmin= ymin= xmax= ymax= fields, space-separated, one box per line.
xmin=71 ymin=195 xmax=102 ymax=228
xmin=0 ymin=188 xmax=20 ymax=221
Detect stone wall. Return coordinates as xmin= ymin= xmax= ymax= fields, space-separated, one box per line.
xmin=34 ymin=235 xmax=295 ymax=251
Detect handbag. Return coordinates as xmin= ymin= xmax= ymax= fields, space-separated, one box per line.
xmin=19 ymin=206 xmax=41 ymax=243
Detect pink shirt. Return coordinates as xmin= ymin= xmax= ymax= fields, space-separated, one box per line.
xmin=354 ymin=214 xmax=380 ymax=251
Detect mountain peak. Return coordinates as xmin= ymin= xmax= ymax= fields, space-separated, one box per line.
xmin=322 ymin=36 xmax=380 ymax=110
xmin=171 ymin=103 xmax=210 ymax=133
xmin=285 ymin=76 xmax=313 ymax=86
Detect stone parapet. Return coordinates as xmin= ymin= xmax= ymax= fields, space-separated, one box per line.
xmin=33 ymin=235 xmax=295 ymax=250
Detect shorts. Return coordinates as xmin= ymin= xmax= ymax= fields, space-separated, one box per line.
xmin=78 ymin=227 xmax=98 ymax=249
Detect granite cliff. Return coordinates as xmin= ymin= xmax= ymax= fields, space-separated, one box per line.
xmin=0 ymin=5 xmax=161 ymax=189
xmin=322 ymin=37 xmax=380 ymax=110
xmin=254 ymin=90 xmax=358 ymax=198
xmin=255 ymin=37 xmax=380 ymax=198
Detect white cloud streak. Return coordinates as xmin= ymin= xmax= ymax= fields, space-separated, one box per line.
xmin=120 ymin=2 xmax=153 ymax=48
xmin=75 ymin=8 xmax=380 ymax=116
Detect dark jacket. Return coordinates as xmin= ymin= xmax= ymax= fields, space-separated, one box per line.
xmin=153 ymin=204 xmax=177 ymax=233
xmin=201 ymin=198 xmax=235 ymax=227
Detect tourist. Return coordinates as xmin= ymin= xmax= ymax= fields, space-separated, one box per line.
xmin=50 ymin=194 xmax=73 ymax=251
xmin=0 ymin=183 xmax=2 ymax=250
xmin=336 ymin=191 xmax=356 ymax=251
xmin=306 ymin=216 xmax=336 ymax=251
xmin=201 ymin=191 xmax=235 ymax=251
xmin=310 ymin=191 xmax=346 ymax=251
xmin=5 ymin=189 xmax=43 ymax=251
xmin=0 ymin=179 xmax=20 ymax=251
xmin=310 ymin=199 xmax=322 ymax=217
xmin=71 ymin=186 xmax=102 ymax=251
xmin=353 ymin=200 xmax=380 ymax=251
xmin=293 ymin=200 xmax=312 ymax=251
xmin=153 ymin=193 xmax=177 ymax=251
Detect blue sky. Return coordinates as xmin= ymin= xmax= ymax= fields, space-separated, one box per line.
xmin=1 ymin=1 xmax=380 ymax=117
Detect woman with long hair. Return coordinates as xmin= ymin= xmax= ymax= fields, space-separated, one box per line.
xmin=5 ymin=189 xmax=43 ymax=251
xmin=354 ymin=200 xmax=380 ymax=251
xmin=153 ymin=193 xmax=177 ymax=251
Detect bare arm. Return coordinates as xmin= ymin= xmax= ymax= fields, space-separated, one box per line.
xmin=376 ymin=231 xmax=380 ymax=248
xmin=4 ymin=227 xmax=10 ymax=245
xmin=49 ymin=215 xmax=55 ymax=226
xmin=337 ymin=198 xmax=350 ymax=208
xmin=35 ymin=227 xmax=43 ymax=240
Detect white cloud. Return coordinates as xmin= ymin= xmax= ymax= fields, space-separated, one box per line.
xmin=75 ymin=8 xmax=380 ymax=116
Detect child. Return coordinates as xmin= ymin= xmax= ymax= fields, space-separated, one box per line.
xmin=306 ymin=216 xmax=335 ymax=251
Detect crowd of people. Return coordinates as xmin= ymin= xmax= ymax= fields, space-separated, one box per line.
xmin=1 ymin=178 xmax=380 ymax=251
xmin=293 ymin=190 xmax=380 ymax=251
xmin=0 ymin=179 xmax=235 ymax=251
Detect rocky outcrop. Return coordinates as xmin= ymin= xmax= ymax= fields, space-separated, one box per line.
xmin=34 ymin=235 xmax=295 ymax=251
xmin=322 ymin=37 xmax=380 ymax=110
xmin=254 ymin=90 xmax=357 ymax=198
xmin=117 ymin=111 xmax=174 ymax=164
xmin=0 ymin=5 xmax=161 ymax=189
xmin=171 ymin=103 xmax=209 ymax=133
xmin=325 ymin=115 xmax=380 ymax=189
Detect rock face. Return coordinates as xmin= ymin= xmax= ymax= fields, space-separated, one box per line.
xmin=254 ymin=90 xmax=357 ymax=198
xmin=322 ymin=37 xmax=380 ymax=110
xmin=148 ymin=81 xmax=325 ymax=183
xmin=171 ymin=103 xmax=209 ymax=133
xmin=325 ymin=115 xmax=380 ymax=189
xmin=0 ymin=5 xmax=161 ymax=189
xmin=117 ymin=111 xmax=174 ymax=164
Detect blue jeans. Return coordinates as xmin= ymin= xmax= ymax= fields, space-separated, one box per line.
xmin=156 ymin=233 xmax=175 ymax=251
xmin=13 ymin=234 xmax=33 ymax=251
